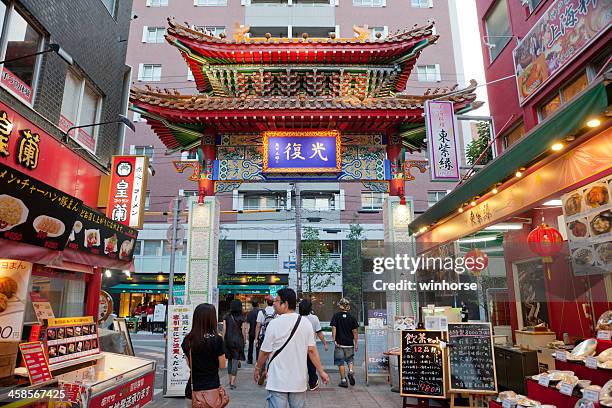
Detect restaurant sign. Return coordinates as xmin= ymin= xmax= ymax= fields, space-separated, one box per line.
xmin=0 ymin=67 xmax=33 ymax=104
xmin=425 ymin=101 xmax=461 ymax=181
xmin=220 ymin=274 xmax=288 ymax=285
xmin=263 ymin=130 xmax=341 ymax=173
xmin=106 ymin=156 xmax=149 ymax=229
xmin=0 ymin=162 xmax=82 ymax=250
xmin=513 ymin=0 xmax=612 ymax=104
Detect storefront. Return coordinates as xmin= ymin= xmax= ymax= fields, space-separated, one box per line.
xmin=0 ymin=103 xmax=155 ymax=405
xmin=218 ymin=274 xmax=288 ymax=315
xmin=408 ymin=79 xmax=611 ymax=404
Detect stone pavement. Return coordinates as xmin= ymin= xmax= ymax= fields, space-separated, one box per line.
xmin=150 ymin=365 xmax=406 ymax=408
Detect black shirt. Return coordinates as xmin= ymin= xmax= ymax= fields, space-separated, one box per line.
xmin=330 ymin=311 xmax=359 ymax=346
xmin=247 ymin=308 xmax=260 ymax=338
xmin=182 ymin=334 xmax=224 ymax=397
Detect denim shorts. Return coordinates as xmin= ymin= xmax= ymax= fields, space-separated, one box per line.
xmin=334 ymin=346 xmax=355 ymax=366
xmin=266 ymin=391 xmax=306 ymax=408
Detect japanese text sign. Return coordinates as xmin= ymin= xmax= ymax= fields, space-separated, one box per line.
xmin=1 ymin=67 xmax=33 ymax=104
xmin=400 ymin=330 xmax=446 ymax=398
xmin=263 ymin=131 xmax=341 ymax=173
xmin=89 ymin=371 xmax=154 ymax=408
xmin=425 ymin=101 xmax=460 ymax=181
xmin=19 ymin=342 xmax=52 ymax=385
xmin=0 ymin=162 xmax=82 ymax=250
xmin=106 ymin=156 xmax=149 ymax=229
xmin=0 ymin=260 xmax=32 ymax=342
xmin=513 ymin=0 xmax=611 ymax=104
xmin=165 ymin=305 xmax=193 ymax=396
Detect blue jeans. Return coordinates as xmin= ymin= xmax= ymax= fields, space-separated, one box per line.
xmin=266 ymin=391 xmax=306 ymax=408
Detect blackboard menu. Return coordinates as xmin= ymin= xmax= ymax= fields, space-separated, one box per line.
xmin=400 ymin=330 xmax=446 ymax=398
xmin=447 ymin=322 xmax=497 ymax=393
xmin=365 ymin=327 xmax=388 ymax=375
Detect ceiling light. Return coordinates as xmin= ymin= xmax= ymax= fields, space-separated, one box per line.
xmin=515 ymin=170 xmax=523 ymax=178
xmin=551 ymin=142 xmax=564 ymax=151
xmin=492 ymin=188 xmax=498 ymax=194
xmin=484 ymin=223 xmax=524 ymax=231
xmin=419 ymin=226 xmax=428 ymax=233
xmin=105 ymin=269 xmax=112 ymax=278
xmin=458 ymin=207 xmax=464 ymax=213
xmin=543 ymin=199 xmax=562 ymax=206
xmin=470 ymin=200 xmax=477 ymax=207
xmin=586 ymin=118 xmax=601 ymax=128
xmin=457 ymin=235 xmax=498 ymax=244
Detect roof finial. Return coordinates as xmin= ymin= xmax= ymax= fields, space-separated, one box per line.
xmin=352 ymin=25 xmax=370 ymax=42
xmin=233 ymin=22 xmax=250 ymax=42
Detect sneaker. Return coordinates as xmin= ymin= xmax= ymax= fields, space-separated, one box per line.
xmin=229 ymin=384 xmax=236 ymax=390
xmin=347 ymin=371 xmax=355 ymax=386
xmin=309 ymin=380 xmax=320 ymax=391
xmin=339 ymin=379 xmax=348 ymax=388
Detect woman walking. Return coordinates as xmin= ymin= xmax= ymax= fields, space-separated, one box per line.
xmin=182 ymin=303 xmax=229 ymax=408
xmin=221 ymin=299 xmax=246 ymax=390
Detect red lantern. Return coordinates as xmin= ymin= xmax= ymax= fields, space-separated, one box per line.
xmin=464 ymin=248 xmax=489 ymax=276
xmin=527 ymin=223 xmax=563 ymax=279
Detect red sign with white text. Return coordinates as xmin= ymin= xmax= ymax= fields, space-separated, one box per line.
xmin=106 ymin=156 xmax=148 ymax=229
xmin=89 ymin=371 xmax=154 ymax=408
xmin=19 ymin=341 xmax=52 ymax=385
xmin=1 ymin=68 xmax=33 ymax=104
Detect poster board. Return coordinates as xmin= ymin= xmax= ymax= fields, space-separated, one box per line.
xmin=365 ymin=327 xmax=389 ymax=382
xmin=400 ymin=330 xmax=446 ymax=398
xmin=0 ymin=260 xmax=32 ymax=342
xmin=19 ymin=341 xmax=52 ymax=385
xmin=165 ymin=305 xmax=193 ymax=396
xmin=45 ymin=316 xmax=99 ymax=365
xmin=112 ymin=318 xmax=135 ymax=356
xmin=447 ymin=322 xmax=497 ymax=393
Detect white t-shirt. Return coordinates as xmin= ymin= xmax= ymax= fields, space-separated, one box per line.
xmin=257 ymin=306 xmax=276 ymax=325
xmin=260 ymin=312 xmax=315 ymax=393
xmin=305 ymin=314 xmax=322 ymax=342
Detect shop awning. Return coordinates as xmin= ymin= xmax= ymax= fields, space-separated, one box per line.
xmin=409 ymin=81 xmax=609 ymax=233
xmin=107 ymin=283 xmax=185 ymax=293
xmin=218 ymin=285 xmax=275 ymax=294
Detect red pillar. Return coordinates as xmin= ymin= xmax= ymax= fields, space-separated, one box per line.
xmin=198 ymin=129 xmax=216 ymax=203
xmin=86 ymin=267 xmax=102 ymax=320
xmin=386 ymin=131 xmax=405 ymax=197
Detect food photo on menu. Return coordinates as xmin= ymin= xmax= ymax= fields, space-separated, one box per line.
xmin=75 ymin=326 xmax=82 ymax=336
xmin=57 ymin=327 xmax=65 ymax=340
xmin=65 ymin=327 xmax=74 ymax=338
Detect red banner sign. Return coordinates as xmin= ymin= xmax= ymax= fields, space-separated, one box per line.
xmin=106 ymin=156 xmax=148 ymax=229
xmin=1 ymin=67 xmax=33 ymax=104
xmin=89 ymin=371 xmax=155 ymax=408
xmin=19 ymin=341 xmax=52 ymax=385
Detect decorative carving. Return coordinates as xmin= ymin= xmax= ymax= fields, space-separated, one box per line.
xmin=404 ymin=160 xmax=428 ymax=181
xmin=362 ymin=181 xmax=389 ymax=193
xmin=216 ymin=182 xmax=242 ymax=193
xmin=352 ymin=25 xmax=371 ymax=42
xmin=173 ymin=160 xmax=201 ymax=182
xmin=233 ymin=22 xmax=250 ymax=42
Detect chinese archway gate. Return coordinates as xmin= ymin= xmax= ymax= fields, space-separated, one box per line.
xmin=129 ymin=19 xmax=479 ymax=312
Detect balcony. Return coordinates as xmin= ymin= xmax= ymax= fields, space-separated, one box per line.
xmin=301 ymin=253 xmax=342 ymax=271
xmin=235 ymin=253 xmax=279 ymax=273
xmin=134 ymin=255 xmax=187 ymax=274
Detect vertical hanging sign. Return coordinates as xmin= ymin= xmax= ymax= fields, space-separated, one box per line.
xmin=425 ymin=101 xmax=461 ymax=182
xmin=106 ymin=156 xmax=149 ymax=229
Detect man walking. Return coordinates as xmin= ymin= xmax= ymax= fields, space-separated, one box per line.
xmin=246 ymin=300 xmax=260 ymax=364
xmin=330 ymin=298 xmax=359 ymax=388
xmin=254 ymin=288 xmax=329 ymax=408
xmin=255 ymin=295 xmax=276 ymax=350
xmin=298 ymin=299 xmax=328 ymax=391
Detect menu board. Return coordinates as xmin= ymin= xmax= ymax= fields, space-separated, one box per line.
xmin=447 ymin=322 xmax=497 ymax=393
xmin=19 ymin=341 xmax=52 ymax=385
xmin=365 ymin=327 xmax=388 ymax=376
xmin=562 ymin=174 xmax=611 ymax=275
xmin=0 ymin=162 xmax=82 ymax=250
xmin=0 ymin=259 xmax=32 ymax=341
xmin=66 ymin=205 xmax=138 ymax=261
xmin=400 ymin=330 xmax=446 ymax=398
xmin=44 ymin=316 xmax=100 ymax=365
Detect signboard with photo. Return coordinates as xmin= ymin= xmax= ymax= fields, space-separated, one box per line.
xmin=44 ymin=316 xmax=100 ymax=365
xmin=31 ymin=292 xmax=55 ymax=324
xmin=106 ymin=155 xmax=149 ymax=229
xmin=0 ymin=260 xmax=32 ymax=341
xmin=400 ymin=330 xmax=446 ymax=398
xmin=425 ymin=101 xmax=461 ymax=181
xmin=262 ymin=130 xmax=341 ymax=173
xmin=0 ymin=162 xmax=82 ymax=250
xmin=562 ymin=174 xmax=611 ymax=275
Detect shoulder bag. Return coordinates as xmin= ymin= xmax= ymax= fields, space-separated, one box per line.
xmin=257 ymin=315 xmax=301 ymax=386
xmin=190 ymin=348 xmax=229 ymax=408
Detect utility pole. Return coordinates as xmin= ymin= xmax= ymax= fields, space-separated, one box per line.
xmin=294 ymin=183 xmax=302 ymax=296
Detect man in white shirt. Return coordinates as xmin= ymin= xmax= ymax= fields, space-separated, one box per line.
xmin=254 ymin=288 xmax=329 ymax=408
xmin=255 ymin=295 xmax=276 ymax=347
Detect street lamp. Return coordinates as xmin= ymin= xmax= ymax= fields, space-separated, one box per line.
xmin=63 ymin=114 xmax=135 ymax=143
xmin=0 ymin=42 xmax=74 ymax=66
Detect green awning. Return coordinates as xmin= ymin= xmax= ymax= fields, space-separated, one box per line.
xmin=218 ymin=285 xmax=277 ymax=294
xmin=409 ymin=81 xmax=610 ymax=233
xmin=107 ymin=284 xmax=185 ymax=293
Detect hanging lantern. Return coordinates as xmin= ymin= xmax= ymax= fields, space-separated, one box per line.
xmin=464 ymin=248 xmax=489 ymax=276
xmin=527 ymin=223 xmax=564 ymax=279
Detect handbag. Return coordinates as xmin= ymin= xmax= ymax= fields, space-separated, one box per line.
xmin=190 ymin=349 xmax=230 ymax=408
xmin=257 ymin=315 xmax=302 ymax=386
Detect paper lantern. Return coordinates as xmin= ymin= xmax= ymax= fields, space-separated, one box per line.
xmin=527 ymin=223 xmax=563 ymax=279
xmin=464 ymin=248 xmax=489 ymax=276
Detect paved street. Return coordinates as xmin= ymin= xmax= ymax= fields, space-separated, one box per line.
xmin=131 ymin=332 xmax=407 ymax=407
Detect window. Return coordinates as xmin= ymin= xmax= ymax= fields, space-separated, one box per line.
xmin=416 ymin=65 xmax=441 ymax=82
xmin=503 ymin=122 xmax=525 ymax=150
xmin=525 ymin=0 xmax=544 ymax=13
xmin=187 ymin=68 xmax=194 ymax=81
xmin=60 ymin=70 xmax=102 ymax=153
xmin=243 ymin=194 xmax=282 ymax=210
xmin=138 ymin=64 xmax=162 ymax=81
xmin=133 ymin=112 xmax=146 ymax=122
xmin=143 ymin=27 xmax=165 ymax=43
xmin=134 ymin=240 xmax=143 ymax=256
xmin=241 ymin=241 xmax=277 ymax=258
xmin=195 ymin=0 xmax=227 ymax=5
xmin=427 ymin=191 xmax=448 ymax=207
xmin=352 ymin=0 xmax=384 ymax=6
xmin=143 ymin=240 xmax=161 ymax=256
xmin=133 ymin=145 xmax=154 ymax=162
xmin=145 ymin=191 xmax=151 ymax=209
xmin=197 ymin=26 xmax=226 ymax=37
xmin=100 ymin=0 xmax=117 ymax=16
xmin=25 ymin=270 xmax=86 ymax=324
xmin=411 ymin=0 xmax=432 ymax=7
xmin=361 ymin=192 xmax=386 ymax=210
xmin=370 ymin=26 xmax=388 ymax=40
xmin=181 ymin=150 xmax=197 ymax=160
xmin=323 ymin=241 xmax=341 ymax=255
xmin=181 ymin=190 xmax=199 ymax=197
xmin=302 ymin=194 xmax=335 ymax=211
xmin=485 ymin=0 xmax=511 ymax=62
xmin=538 ymin=71 xmax=589 ymax=121
xmin=0 ymin=6 xmax=43 ymax=104
xmin=147 ymin=0 xmax=169 ymax=6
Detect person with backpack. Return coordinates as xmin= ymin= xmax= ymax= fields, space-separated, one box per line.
xmin=330 ymin=298 xmax=359 ymax=388
xmin=253 ymin=288 xmax=329 ymax=408
xmin=246 ymin=300 xmax=261 ymax=364
xmin=221 ymin=299 xmax=246 ymax=390
xmin=299 ymin=299 xmax=329 ymax=391
xmin=255 ymin=295 xmax=276 ymax=351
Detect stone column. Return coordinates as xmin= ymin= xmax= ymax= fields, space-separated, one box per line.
xmin=198 ymin=129 xmax=216 ymax=202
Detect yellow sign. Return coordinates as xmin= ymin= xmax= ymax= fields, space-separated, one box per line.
xmin=47 ymin=316 xmax=94 ymax=327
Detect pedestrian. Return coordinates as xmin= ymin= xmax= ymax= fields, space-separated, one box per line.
xmin=146 ymin=301 xmax=155 ymax=332
xmin=254 ymin=288 xmax=329 ymax=408
xmin=182 ymin=303 xmax=229 ymax=408
xmin=255 ymin=295 xmax=276 ymax=350
xmin=330 ymin=298 xmax=359 ymax=388
xmin=221 ymin=299 xmax=246 ymax=389
xmin=298 ymin=299 xmax=328 ymax=391
xmin=246 ymin=300 xmax=261 ymax=364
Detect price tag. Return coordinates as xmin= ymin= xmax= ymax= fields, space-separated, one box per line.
xmin=597 ymin=330 xmax=611 ymax=340
xmin=584 ymin=388 xmax=600 ymax=402
xmin=585 ymin=356 xmax=598 ymax=369
xmin=502 ymin=399 xmax=514 ymax=408
xmin=559 ymin=381 xmax=575 ymax=396
xmin=538 ymin=374 xmax=551 ymax=387
xmin=555 ymin=351 xmax=567 ymax=361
